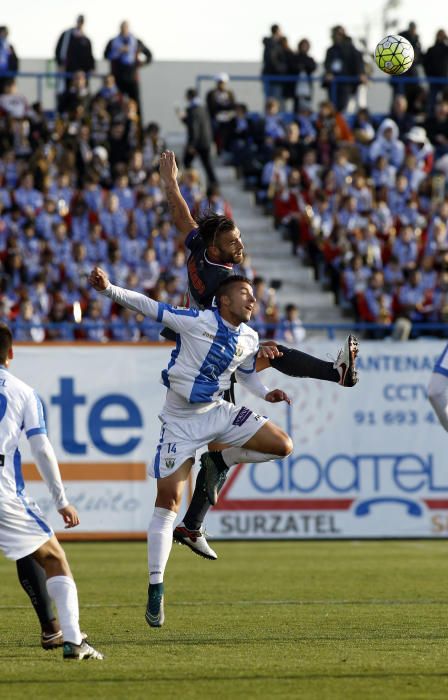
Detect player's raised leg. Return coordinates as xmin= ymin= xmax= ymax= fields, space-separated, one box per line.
xmin=261 ymin=335 xmax=359 ymax=387
xmin=202 ymin=420 xmax=293 ymax=506
xmin=32 ymin=533 xmax=103 ymax=660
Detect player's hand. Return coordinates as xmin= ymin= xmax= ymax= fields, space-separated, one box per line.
xmin=89 ymin=266 xmax=109 ymax=291
xmin=58 ymin=505 xmax=80 ymax=529
xmin=265 ymin=389 xmax=291 ymax=405
xmin=258 ymin=341 xmax=283 ymax=361
xmin=159 ymin=151 xmax=178 ymax=183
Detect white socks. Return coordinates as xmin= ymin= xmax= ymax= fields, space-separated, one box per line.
xmin=221 ymin=447 xmax=279 ymax=468
xmin=46 ymin=575 xmax=82 ymax=645
xmin=148 ymin=507 xmax=177 ymax=585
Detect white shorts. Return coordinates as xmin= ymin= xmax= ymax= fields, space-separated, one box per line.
xmin=150 ymin=402 xmax=268 ymax=479
xmin=0 ymin=493 xmax=53 ymax=561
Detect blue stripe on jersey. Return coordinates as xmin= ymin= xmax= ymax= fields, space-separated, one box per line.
xmin=153 ymin=429 xmax=165 ymax=479
xmin=14 ymin=448 xmax=52 ymax=535
xmin=189 ymin=310 xmax=239 ymax=403
xmin=237 ymin=355 xmax=257 ymax=374
xmin=161 ymin=335 xmax=182 ymax=388
xmin=13 ymin=448 xmax=25 ymax=495
xmin=26 ymin=427 xmax=47 ymax=439
xmin=157 ymin=303 xmax=200 ymax=323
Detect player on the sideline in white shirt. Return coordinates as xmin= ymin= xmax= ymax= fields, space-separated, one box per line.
xmin=89 ymin=267 xmax=293 ymax=628
xmin=428 ymin=342 xmax=448 ymax=431
xmin=0 ymin=324 xmax=103 ymax=660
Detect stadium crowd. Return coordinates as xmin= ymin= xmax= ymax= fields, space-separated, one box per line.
xmin=0 ymin=18 xmax=448 ymax=340
xmin=217 ymin=22 xmax=448 ymax=338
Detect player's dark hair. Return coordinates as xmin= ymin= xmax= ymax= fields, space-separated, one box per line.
xmin=196 ymin=212 xmax=236 ymax=248
xmin=215 ymin=275 xmax=252 ymax=308
xmin=0 ymin=323 xmax=13 ymax=363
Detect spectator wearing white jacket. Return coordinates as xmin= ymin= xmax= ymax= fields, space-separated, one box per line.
xmin=369 ymin=118 xmax=405 ymax=170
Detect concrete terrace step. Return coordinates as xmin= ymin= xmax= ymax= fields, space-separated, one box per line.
xmin=214 ymin=165 xmax=346 ymax=324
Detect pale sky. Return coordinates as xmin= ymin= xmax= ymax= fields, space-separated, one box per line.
xmin=2 ymin=0 xmax=444 ymax=62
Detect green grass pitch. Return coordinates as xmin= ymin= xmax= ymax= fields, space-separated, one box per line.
xmin=1 ymin=540 xmax=448 ymax=699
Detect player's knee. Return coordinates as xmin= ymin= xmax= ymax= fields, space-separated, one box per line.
xmin=156 ymin=490 xmax=182 ymax=512
xmin=275 ymin=433 xmax=293 ymax=458
xmin=38 ymin=545 xmax=67 ymax=569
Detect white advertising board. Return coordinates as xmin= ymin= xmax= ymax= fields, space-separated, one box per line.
xmin=13 ymin=341 xmax=448 ymax=539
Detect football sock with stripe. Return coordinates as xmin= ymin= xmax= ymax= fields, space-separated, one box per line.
xmin=148 ymin=507 xmax=177 ymax=584
xmin=270 ymin=345 xmax=340 ymax=382
xmin=46 ymin=575 xmax=82 ymax=645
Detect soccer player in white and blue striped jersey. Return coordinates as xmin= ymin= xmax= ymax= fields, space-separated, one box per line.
xmin=0 ymin=324 xmax=103 ymax=660
xmin=428 ymin=342 xmax=448 ymax=431
xmin=90 ymin=267 xmax=293 ymax=627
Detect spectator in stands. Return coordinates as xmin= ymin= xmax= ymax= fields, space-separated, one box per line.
xmin=395 ymin=22 xmax=423 ymax=111
xmin=292 ymin=39 xmax=317 ymax=113
xmin=369 ymin=118 xmax=405 ymax=169
xmin=423 ymin=30 xmax=448 ymax=114
xmin=14 ymin=299 xmax=45 ymax=342
xmin=388 ymin=95 xmax=415 ymax=139
xmin=0 ymin=79 xmax=29 ymax=119
xmin=153 ymin=220 xmax=176 ymax=272
xmin=104 ymin=21 xmax=152 ymax=114
xmin=0 ymin=27 xmax=19 ymax=94
xmin=398 ymin=268 xmax=435 ymax=325
xmin=261 ymin=24 xmax=286 ymax=102
xmin=341 ymin=254 xmax=371 ymax=309
xmin=55 ymin=15 xmax=95 ymax=92
xmin=96 ymin=74 xmax=122 ymax=114
xmin=139 ymin=248 xmax=160 ymax=291
xmin=206 ymin=74 xmax=236 ymax=154
xmin=323 ymin=26 xmax=365 ymax=112
xmin=179 ymin=88 xmax=217 ymax=186
xmin=197 ymin=184 xmax=233 ymax=219
xmin=352 ymin=108 xmax=376 ymax=162
xmin=14 ymin=172 xmax=43 ymax=216
xmin=277 ymin=36 xmax=297 ymax=110
xmin=364 ymin=270 xmax=393 ymax=326
xmin=425 ymin=100 xmax=448 ymax=157
xmin=392 ymin=224 xmax=419 ymax=269
xmin=404 ymin=126 xmax=434 ymax=173
xmin=99 ymin=192 xmax=128 ymax=238
xmin=58 ymin=70 xmax=90 ymax=116
xmin=275 ymin=303 xmax=306 ymax=344
xmin=142 ymin=122 xmax=166 ymax=170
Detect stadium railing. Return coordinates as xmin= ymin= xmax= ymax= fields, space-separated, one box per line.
xmin=196 ymin=72 xmax=448 ymax=109
xmin=9 ymin=320 xmax=448 ymax=342
xmin=0 ymin=69 xmax=107 ymax=106
xmin=1 ymin=70 xmax=447 ymax=112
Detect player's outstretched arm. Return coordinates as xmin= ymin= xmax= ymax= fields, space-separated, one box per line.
xmin=89 ymin=266 xmax=162 ymax=319
xmin=89 ymin=267 xmax=200 ymax=333
xmin=159 ymin=151 xmax=197 ymax=236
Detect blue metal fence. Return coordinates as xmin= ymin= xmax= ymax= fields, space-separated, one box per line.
xmin=8 ymin=320 xmax=448 ymax=342
xmin=0 ymin=69 xmax=107 ymax=108
xmin=196 ymin=72 xmax=448 ymax=111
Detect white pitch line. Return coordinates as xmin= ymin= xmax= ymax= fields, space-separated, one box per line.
xmin=1 ymin=599 xmax=448 ymax=609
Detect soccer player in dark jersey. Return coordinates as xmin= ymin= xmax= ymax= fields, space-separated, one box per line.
xmin=159 ymin=150 xmax=359 ymax=559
